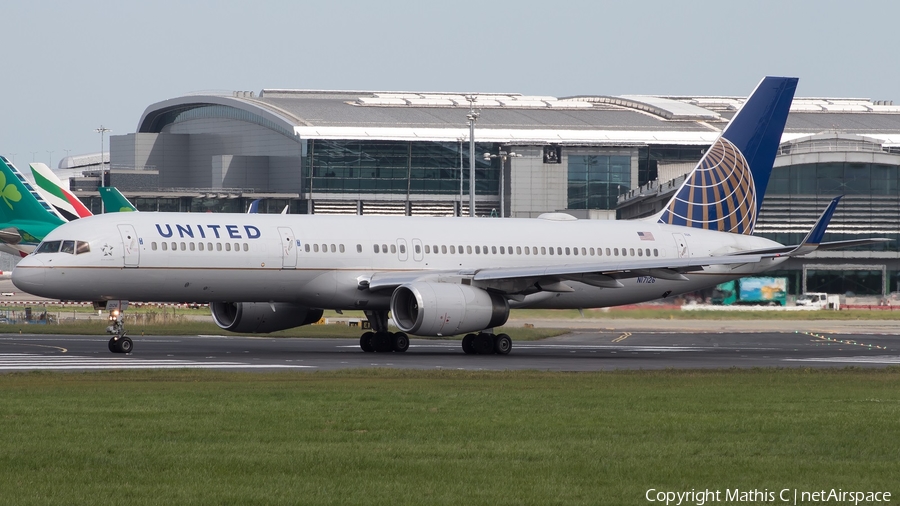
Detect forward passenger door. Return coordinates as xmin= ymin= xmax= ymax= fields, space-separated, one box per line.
xmin=117 ymin=224 xmax=140 ymax=268
xmin=278 ymin=227 xmax=297 ymax=269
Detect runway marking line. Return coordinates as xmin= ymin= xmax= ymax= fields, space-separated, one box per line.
xmin=0 ymin=342 xmax=68 ymax=353
xmin=612 ymin=332 xmax=632 ymax=343
xmin=0 ymin=353 xmax=316 ymax=370
xmin=797 ymin=331 xmax=888 ymax=351
xmin=785 ymin=356 xmax=900 ymax=365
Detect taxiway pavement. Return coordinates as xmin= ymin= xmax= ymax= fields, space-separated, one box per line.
xmin=0 ymin=325 xmax=898 ymax=372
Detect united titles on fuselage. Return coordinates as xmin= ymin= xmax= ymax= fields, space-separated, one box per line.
xmin=154 ymin=224 xmax=262 ymax=240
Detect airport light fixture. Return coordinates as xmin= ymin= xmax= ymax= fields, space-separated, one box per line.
xmin=95 ymin=125 xmax=111 ymax=187
xmin=483 ymin=150 xmax=521 ymax=218
xmin=465 ymin=95 xmax=479 ymax=217
xmin=46 ymin=150 xmax=53 ymax=169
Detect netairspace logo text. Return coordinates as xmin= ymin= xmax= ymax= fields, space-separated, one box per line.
xmin=645 ymin=488 xmax=892 ymax=505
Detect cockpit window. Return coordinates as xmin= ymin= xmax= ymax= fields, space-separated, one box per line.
xmin=35 ymin=241 xmax=61 ymax=254
xmin=76 ymin=241 xmax=90 ymax=254
xmin=60 ymin=240 xmax=75 ymax=254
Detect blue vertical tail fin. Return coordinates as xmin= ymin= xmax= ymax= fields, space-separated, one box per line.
xmin=657 ymin=76 xmax=798 ymax=234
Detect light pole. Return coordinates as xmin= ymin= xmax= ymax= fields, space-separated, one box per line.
xmin=465 ymin=95 xmax=479 ymax=217
xmin=483 ymin=149 xmax=521 ymax=218
xmin=95 ymin=125 xmax=111 ymax=186
xmin=31 ymin=151 xmax=38 ymax=162
xmin=46 ymin=150 xmax=54 ymax=169
xmin=457 ymin=137 xmax=465 ymax=216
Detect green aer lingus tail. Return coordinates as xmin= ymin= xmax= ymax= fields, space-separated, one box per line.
xmin=0 ymin=155 xmax=66 ymax=256
xmin=0 ymin=156 xmax=138 ymax=257
xmin=98 ymin=186 xmax=138 ymax=213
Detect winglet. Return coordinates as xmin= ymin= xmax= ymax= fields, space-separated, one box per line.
xmin=248 ymin=199 xmax=261 ymax=214
xmin=762 ymin=196 xmax=843 ymax=257
xmin=801 ymin=195 xmax=842 ymax=247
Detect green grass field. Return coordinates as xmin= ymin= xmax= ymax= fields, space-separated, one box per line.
xmin=1 ymin=368 xmax=898 ymax=505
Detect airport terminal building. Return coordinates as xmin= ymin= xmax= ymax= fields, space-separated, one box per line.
xmin=71 ymin=88 xmax=900 ymax=297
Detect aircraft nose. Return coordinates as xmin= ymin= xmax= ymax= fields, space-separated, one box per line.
xmin=12 ymin=257 xmax=45 ymax=291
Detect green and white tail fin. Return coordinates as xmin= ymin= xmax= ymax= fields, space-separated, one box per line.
xmin=0 ymin=156 xmax=66 ymax=246
xmin=99 ymin=187 xmax=138 ymax=212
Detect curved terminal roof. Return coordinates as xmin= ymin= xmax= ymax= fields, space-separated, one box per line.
xmin=136 ymin=89 xmax=900 ymax=147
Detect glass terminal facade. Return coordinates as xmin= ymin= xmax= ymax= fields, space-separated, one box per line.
xmin=305 ymin=140 xmax=499 ymax=196
xmin=752 ymin=135 xmax=900 ymax=297
xmin=567 ymin=155 xmax=631 ymax=210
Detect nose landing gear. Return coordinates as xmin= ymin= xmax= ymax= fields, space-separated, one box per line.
xmin=103 ymin=300 xmax=132 ymax=354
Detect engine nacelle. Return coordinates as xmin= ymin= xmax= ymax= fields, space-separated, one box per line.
xmin=210 ymin=302 xmax=324 ymax=333
xmin=390 ymin=282 xmax=509 ymax=336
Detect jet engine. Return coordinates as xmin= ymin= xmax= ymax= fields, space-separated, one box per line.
xmin=210 ymin=302 xmax=324 ymax=333
xmin=390 ymin=282 xmax=509 ymax=336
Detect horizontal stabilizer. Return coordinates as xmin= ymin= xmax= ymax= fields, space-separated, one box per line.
xmin=0 ymin=227 xmax=22 ymax=245
xmin=729 ymin=196 xmax=891 ymax=257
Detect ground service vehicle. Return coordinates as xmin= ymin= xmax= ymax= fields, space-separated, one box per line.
xmin=712 ymin=277 xmax=787 ymax=306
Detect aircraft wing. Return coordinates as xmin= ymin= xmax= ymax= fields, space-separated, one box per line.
xmin=730 ymin=238 xmax=892 ymax=258
xmin=471 ymin=254 xmax=762 ymax=284
xmin=363 ymin=254 xmax=763 ymax=294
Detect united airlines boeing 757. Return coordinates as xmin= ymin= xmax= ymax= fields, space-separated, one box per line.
xmin=11 ymin=77 xmax=884 ymax=355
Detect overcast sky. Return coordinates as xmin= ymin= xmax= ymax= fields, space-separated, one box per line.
xmin=2 ymin=0 xmax=898 ymax=167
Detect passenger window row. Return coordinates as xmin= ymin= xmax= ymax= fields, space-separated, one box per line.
xmin=300 ymin=242 xmax=662 ymax=258
xmin=303 ymin=243 xmax=346 ymax=253
xmin=150 ymin=241 xmax=249 ymax=252
xmin=419 ymin=244 xmax=661 ymax=258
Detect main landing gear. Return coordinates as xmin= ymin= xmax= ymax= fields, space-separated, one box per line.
xmin=103 ymin=301 xmax=133 ymax=354
xmin=462 ymin=332 xmax=512 ymax=355
xmin=358 ymin=311 xmax=512 ymax=355
xmin=360 ymin=310 xmax=409 ymax=353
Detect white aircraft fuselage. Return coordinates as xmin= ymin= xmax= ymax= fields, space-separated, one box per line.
xmin=13 ymin=211 xmax=786 ymax=311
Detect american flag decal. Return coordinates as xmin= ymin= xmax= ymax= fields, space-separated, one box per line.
xmin=637 ymin=231 xmax=655 ymax=241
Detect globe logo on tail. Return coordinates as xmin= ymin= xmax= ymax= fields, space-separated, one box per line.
xmin=658 ymin=137 xmax=756 ymax=235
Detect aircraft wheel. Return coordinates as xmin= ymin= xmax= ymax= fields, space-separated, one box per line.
xmin=373 ymin=331 xmax=393 ymax=352
xmin=474 ymin=333 xmax=495 ymax=355
xmin=461 ymin=334 xmax=477 ymax=355
xmin=117 ymin=336 xmax=133 ymax=354
xmin=493 ymin=334 xmax=512 ymax=355
xmin=108 ymin=337 xmax=118 ymax=353
xmin=360 ymin=331 xmax=375 ymax=352
xmin=391 ymin=332 xmax=409 ymax=353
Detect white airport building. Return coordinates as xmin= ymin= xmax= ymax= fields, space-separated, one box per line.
xmin=60 ymin=88 xmax=900 ymax=297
